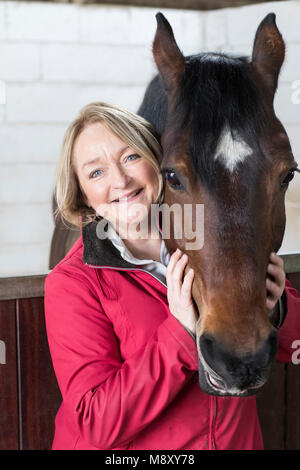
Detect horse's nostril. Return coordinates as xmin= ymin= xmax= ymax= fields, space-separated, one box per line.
xmin=199 ymin=331 xmax=278 ymax=393
xmin=256 ymin=330 xmax=278 ymax=368
xmin=200 ymin=333 xmax=223 ymax=368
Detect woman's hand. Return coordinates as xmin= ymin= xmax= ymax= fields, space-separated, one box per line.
xmin=166 ymin=248 xmax=198 ymax=336
xmin=266 ymin=252 xmax=286 ymax=312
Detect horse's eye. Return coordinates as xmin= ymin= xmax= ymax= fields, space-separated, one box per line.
xmin=164 ymin=169 xmax=184 ymax=190
xmin=281 ymin=170 xmax=295 ymax=188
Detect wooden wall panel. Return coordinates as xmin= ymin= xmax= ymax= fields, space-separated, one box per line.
xmin=286 ymin=364 xmax=300 ymax=450
xmin=286 ymin=273 xmax=300 ymax=294
xmin=17 ymin=297 xmax=61 ymax=450
xmin=256 ymin=362 xmax=286 ymax=450
xmin=0 ymin=300 xmax=19 ymax=450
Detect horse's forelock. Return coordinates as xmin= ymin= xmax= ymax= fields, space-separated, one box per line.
xmin=170 ymin=52 xmax=268 ymax=188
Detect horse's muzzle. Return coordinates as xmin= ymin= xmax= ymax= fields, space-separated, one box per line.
xmin=197 ymin=330 xmax=278 ymax=396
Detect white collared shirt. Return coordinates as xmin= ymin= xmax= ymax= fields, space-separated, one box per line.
xmin=106 ymin=222 xmax=170 ymax=285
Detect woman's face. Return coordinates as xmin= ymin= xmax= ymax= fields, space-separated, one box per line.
xmin=74 ymin=122 xmax=159 ymax=232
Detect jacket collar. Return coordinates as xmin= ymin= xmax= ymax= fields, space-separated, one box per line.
xmin=82 ymin=212 xmax=163 ymax=269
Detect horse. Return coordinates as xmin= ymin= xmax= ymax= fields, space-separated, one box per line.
xmin=138 ymin=12 xmax=298 ymax=397
xmin=49 ymin=12 xmax=298 ymax=397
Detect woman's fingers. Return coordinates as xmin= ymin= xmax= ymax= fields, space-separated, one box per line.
xmin=266 ymin=252 xmax=286 ymax=312
xmin=166 ymin=250 xmax=198 ymax=335
xmin=167 ymin=250 xmax=189 ymax=300
xmin=166 ymin=248 xmax=182 ymax=279
xmin=267 ymin=263 xmax=285 ymax=287
xmin=266 ymin=277 xmax=282 ymax=299
xmin=181 ymin=268 xmax=194 ymax=305
xmin=172 ymin=253 xmax=188 ymax=282
xmin=269 ymin=252 xmax=284 ymax=269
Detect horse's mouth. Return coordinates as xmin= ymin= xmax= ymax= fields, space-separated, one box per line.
xmin=205 ymin=370 xmax=227 ymax=393
xmin=197 ymin=336 xmax=266 ymax=397
xmin=200 ymin=361 xmax=264 ymax=397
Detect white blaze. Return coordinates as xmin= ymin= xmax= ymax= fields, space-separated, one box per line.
xmin=214 ymin=127 xmax=252 ymax=172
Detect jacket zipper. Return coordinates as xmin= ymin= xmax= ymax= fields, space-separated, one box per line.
xmin=210 ymin=396 xmax=216 ymax=450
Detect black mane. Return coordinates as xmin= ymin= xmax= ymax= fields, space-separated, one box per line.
xmin=138 ymin=52 xmax=268 ymax=187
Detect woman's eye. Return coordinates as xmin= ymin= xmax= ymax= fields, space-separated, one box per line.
xmin=126 ymin=154 xmax=140 ymax=162
xmin=164 ymin=169 xmax=184 ymax=190
xmin=89 ymin=169 xmax=102 ymax=179
xmin=281 ymin=170 xmax=295 ymax=188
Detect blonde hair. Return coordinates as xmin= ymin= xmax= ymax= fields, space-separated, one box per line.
xmin=54 ymin=102 xmax=164 ymax=229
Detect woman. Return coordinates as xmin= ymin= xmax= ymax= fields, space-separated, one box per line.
xmin=45 ymin=101 xmax=300 ymax=450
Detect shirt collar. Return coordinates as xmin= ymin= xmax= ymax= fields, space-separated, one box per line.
xmin=106 ymin=221 xmax=170 ymax=267
xmin=82 ymin=211 xmax=169 ymax=269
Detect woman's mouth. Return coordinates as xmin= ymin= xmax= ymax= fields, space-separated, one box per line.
xmin=112 ymin=188 xmax=144 ymax=203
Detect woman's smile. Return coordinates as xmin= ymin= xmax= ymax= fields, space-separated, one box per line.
xmin=112 ymin=187 xmax=144 ymax=204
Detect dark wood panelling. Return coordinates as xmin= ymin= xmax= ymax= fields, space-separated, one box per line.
xmin=0 ymin=300 xmax=19 ymax=450
xmin=256 ymin=362 xmax=286 ymax=450
xmin=0 ymin=275 xmax=46 ymax=301
xmin=286 ymin=363 xmax=300 ymax=450
xmin=17 ymin=297 xmax=61 ymax=450
xmin=287 ymin=273 xmax=300 ymax=294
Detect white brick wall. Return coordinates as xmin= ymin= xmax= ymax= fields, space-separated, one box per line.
xmin=0 ymin=1 xmax=299 ymax=276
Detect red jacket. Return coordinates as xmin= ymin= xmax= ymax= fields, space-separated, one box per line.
xmin=44 ymin=219 xmax=300 ymax=450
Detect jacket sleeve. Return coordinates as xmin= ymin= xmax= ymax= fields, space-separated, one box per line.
xmin=44 ymin=269 xmax=198 ymax=449
xmin=276 ymin=278 xmax=300 ymax=363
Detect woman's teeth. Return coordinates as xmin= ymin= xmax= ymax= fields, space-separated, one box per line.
xmin=114 ymin=188 xmax=142 ymax=202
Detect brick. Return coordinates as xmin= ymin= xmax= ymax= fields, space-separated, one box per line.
xmin=274 ymin=82 xmax=300 ymax=126
xmin=0 ymin=242 xmax=52 ymax=277
xmin=285 ymin=124 xmax=300 ymax=160
xmin=0 ymin=103 xmax=5 ymax=122
xmin=284 ymin=127 xmax=300 ymax=204
xmin=79 ymin=5 xmax=137 ymax=45
xmin=279 ymin=206 xmax=300 ymax=254
xmin=0 ymin=163 xmax=56 ymax=204
xmin=79 ymin=5 xmax=203 ymax=51
xmin=6 ymin=1 xmax=79 ymax=42
xmin=279 ymin=43 xmax=300 ymax=83
xmin=6 ymin=83 xmax=148 ymax=123
xmin=286 ymin=179 xmax=300 ymax=206
xmin=0 ymin=2 xmax=6 ymax=40
xmin=41 ymin=43 xmax=156 ymax=84
xmin=0 ymin=203 xmax=54 ymax=245
xmin=0 ymin=43 xmax=39 ymax=81
xmin=0 ymin=123 xmax=66 ymax=163
xmin=204 ymin=9 xmax=227 ymax=52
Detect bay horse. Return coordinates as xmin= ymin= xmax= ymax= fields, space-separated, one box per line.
xmin=49 ymin=12 xmax=298 ymax=397
xmin=138 ymin=12 xmax=298 ymax=397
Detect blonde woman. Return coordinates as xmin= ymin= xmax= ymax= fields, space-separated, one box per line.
xmin=45 ymin=101 xmax=291 ymax=450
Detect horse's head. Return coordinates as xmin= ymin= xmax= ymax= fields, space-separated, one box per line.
xmin=152 ymin=12 xmax=298 ymax=396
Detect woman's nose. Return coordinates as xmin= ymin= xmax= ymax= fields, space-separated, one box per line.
xmin=111 ymin=164 xmax=131 ymax=188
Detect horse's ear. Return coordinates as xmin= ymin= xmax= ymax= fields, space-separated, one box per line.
xmin=152 ymin=12 xmax=185 ymax=92
xmin=251 ymin=13 xmax=285 ymax=100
